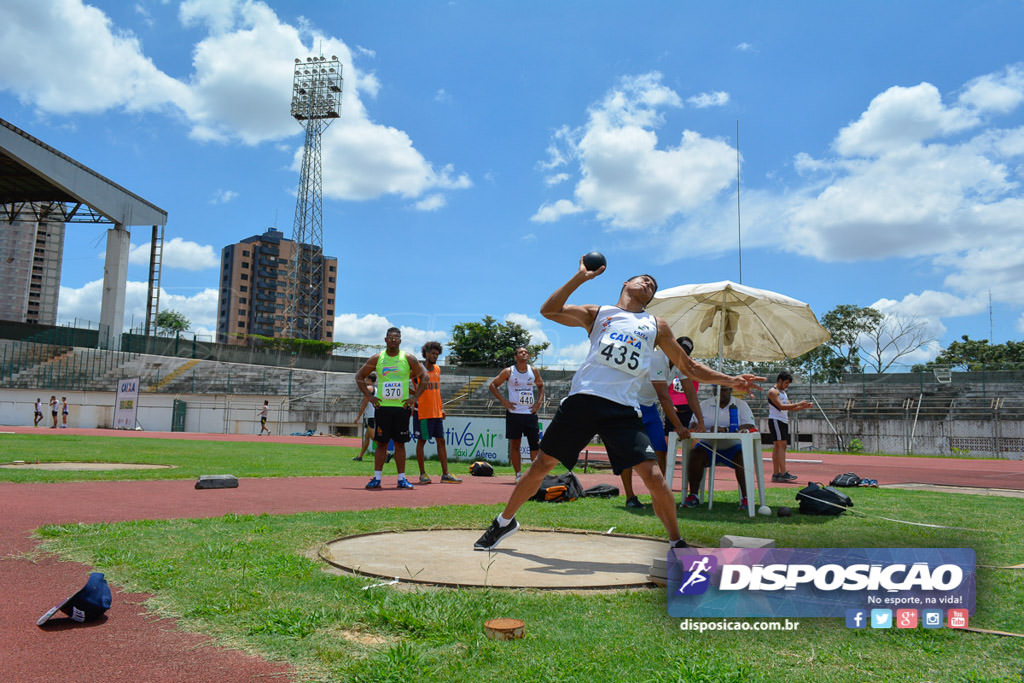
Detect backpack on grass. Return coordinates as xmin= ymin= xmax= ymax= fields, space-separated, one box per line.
xmin=582 ymin=484 xmax=619 ymax=498
xmin=796 ymin=482 xmax=853 ymax=516
xmin=531 ymin=473 xmax=584 ymax=503
xmin=469 ymin=461 xmax=494 ymax=477
xmin=829 ymin=472 xmax=862 ymax=487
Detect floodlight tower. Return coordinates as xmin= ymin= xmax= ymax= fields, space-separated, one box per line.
xmin=286 ymin=55 xmax=342 ymax=339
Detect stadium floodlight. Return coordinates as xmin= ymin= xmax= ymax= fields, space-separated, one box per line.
xmin=285 ymin=55 xmax=342 ymax=340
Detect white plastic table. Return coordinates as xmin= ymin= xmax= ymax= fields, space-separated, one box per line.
xmin=664 ymin=431 xmax=766 ymax=517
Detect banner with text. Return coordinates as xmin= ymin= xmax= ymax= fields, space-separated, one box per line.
xmin=667 ymin=548 xmax=976 ymax=618
xmin=113 ymin=377 xmax=140 ymax=430
xmin=415 ymin=416 xmax=545 ymax=465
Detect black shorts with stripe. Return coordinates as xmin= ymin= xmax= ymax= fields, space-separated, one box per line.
xmin=539 ymin=394 xmax=655 ymax=475
xmin=768 ymin=418 xmax=790 ymax=444
xmin=505 ymin=412 xmax=540 ymax=450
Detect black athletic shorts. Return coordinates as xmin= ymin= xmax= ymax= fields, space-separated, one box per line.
xmin=539 ymin=394 xmax=655 ymax=475
xmin=505 ymin=412 xmax=540 ymax=451
xmin=363 ymin=416 xmax=375 ymax=429
xmin=664 ymin=405 xmax=694 ymax=435
xmin=374 ymin=406 xmax=411 ymax=444
xmin=768 ymin=418 xmax=790 ymax=444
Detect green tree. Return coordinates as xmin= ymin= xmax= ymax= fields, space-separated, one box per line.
xmin=917 ymin=335 xmax=1024 ymax=371
xmin=155 ymin=310 xmax=190 ymax=336
xmin=447 ymin=316 xmax=549 ymax=368
xmin=793 ymin=304 xmax=883 ymax=382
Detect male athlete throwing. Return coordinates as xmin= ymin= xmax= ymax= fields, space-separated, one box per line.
xmin=474 ymin=257 xmax=763 ymax=550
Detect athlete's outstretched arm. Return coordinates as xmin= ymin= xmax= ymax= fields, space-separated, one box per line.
xmin=656 ymin=319 xmax=765 ymax=393
xmin=540 ymin=256 xmax=603 ymax=330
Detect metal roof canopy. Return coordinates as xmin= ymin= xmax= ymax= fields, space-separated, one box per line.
xmin=0 ymin=117 xmax=166 ymax=227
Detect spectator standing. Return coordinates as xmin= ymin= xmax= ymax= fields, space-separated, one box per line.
xmin=354 ymin=328 xmax=428 ymax=490
xmin=34 ymin=398 xmax=43 ymax=427
xmin=61 ymin=397 xmax=69 ymax=428
xmin=49 ymin=396 xmax=58 ymax=428
xmin=767 ymin=371 xmax=813 ymax=483
xmin=489 ymin=347 xmax=545 ymax=483
xmin=413 ymin=342 xmax=460 ymax=484
xmin=354 ymin=373 xmax=376 ymax=461
xmin=258 ymin=400 xmax=271 ymax=435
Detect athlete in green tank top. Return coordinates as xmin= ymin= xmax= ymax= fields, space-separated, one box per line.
xmin=375 ymin=351 xmax=411 ymax=407
xmin=354 ymin=327 xmax=428 ymax=489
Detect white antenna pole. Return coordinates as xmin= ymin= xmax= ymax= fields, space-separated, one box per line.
xmin=736 ymin=120 xmax=742 ymax=284
xmin=989 ymin=289 xmax=993 ymax=341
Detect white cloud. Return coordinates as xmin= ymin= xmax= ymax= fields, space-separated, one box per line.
xmin=414 ymin=194 xmax=446 ymax=211
xmin=0 ymin=0 xmax=191 ymax=114
xmin=503 ymin=313 xmax=550 ymax=347
xmin=434 ymin=88 xmax=450 ymax=103
xmin=331 ymin=313 xmax=447 ymax=355
xmin=211 ymin=189 xmax=238 ymax=204
xmin=531 ymin=199 xmax=583 ymax=223
xmin=179 ymin=0 xmax=238 ymax=33
xmin=781 ymin=66 xmax=1024 ymax=276
xmin=128 ymin=237 xmax=219 ymax=271
xmin=958 ymin=64 xmax=1024 ymax=114
xmin=0 ymin=0 xmax=468 ymax=207
xmin=546 ymin=339 xmax=590 ymax=369
xmin=536 ymin=72 xmax=736 ymax=228
xmin=58 ymin=279 xmax=219 ymax=333
xmin=544 ymin=172 xmax=570 ymax=186
xmin=871 ymin=291 xmax=986 ymax=320
xmin=686 ymin=91 xmax=730 ymax=108
xmin=834 ymin=82 xmax=980 ymax=157
xmin=735 ymin=42 xmax=755 ymax=52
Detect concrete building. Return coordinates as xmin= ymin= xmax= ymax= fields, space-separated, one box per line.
xmin=0 ymin=212 xmax=65 ymax=324
xmin=217 ymin=227 xmax=338 ymax=345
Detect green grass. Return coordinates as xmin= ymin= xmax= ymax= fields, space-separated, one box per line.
xmin=34 ymin=496 xmax=1024 ymax=681
xmin=0 ymin=433 xmax=483 ymax=482
xmin=13 ymin=433 xmax=1024 ymax=681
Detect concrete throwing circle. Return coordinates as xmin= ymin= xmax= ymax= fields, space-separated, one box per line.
xmin=0 ymin=462 xmax=174 ymax=470
xmin=319 ymin=528 xmax=667 ymax=589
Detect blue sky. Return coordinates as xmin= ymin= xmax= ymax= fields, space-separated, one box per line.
xmin=3 ymin=0 xmax=1024 ymax=369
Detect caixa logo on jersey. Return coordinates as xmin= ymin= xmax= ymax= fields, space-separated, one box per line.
xmin=666 ymin=548 xmax=976 ymax=618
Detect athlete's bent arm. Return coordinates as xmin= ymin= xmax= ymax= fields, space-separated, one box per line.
xmin=489 ymin=369 xmax=514 ymax=412
xmin=531 ymin=368 xmax=545 ymax=415
xmin=355 ymin=355 xmax=382 ymax=407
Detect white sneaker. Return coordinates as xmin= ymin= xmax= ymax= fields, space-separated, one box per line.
xmin=514 ymin=472 xmax=522 ymax=484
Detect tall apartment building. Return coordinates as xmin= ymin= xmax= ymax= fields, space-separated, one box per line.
xmin=216 ymin=227 xmax=338 ymax=345
xmin=0 ymin=214 xmax=65 ymax=325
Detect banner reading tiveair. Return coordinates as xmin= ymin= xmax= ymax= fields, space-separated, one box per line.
xmin=415 ymin=416 xmax=545 ymax=465
xmin=667 ymin=548 xmax=976 ymax=618
xmin=113 ymin=377 xmax=140 ymax=429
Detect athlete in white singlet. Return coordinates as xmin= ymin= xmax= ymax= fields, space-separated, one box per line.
xmin=474 ymin=256 xmax=764 ymax=551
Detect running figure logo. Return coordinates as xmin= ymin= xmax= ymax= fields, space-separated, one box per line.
xmin=676 ymin=555 xmax=717 ymax=595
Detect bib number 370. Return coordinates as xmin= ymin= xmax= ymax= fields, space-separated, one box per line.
xmin=597 ymin=339 xmax=643 ymax=375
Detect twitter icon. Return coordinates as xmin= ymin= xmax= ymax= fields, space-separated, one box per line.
xmin=871 ymin=609 xmax=893 ymax=628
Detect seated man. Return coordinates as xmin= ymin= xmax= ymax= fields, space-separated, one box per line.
xmin=683 ymin=386 xmax=756 ymax=509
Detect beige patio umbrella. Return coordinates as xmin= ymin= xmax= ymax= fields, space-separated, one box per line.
xmin=647 ymin=280 xmax=830 ymax=362
xmin=648 ymin=280 xmax=830 ymax=508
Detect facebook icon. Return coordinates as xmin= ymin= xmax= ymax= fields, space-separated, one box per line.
xmin=845 ymin=609 xmax=867 ymax=629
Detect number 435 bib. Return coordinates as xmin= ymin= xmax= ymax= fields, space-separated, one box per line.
xmin=596 ymin=333 xmax=646 ymax=375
